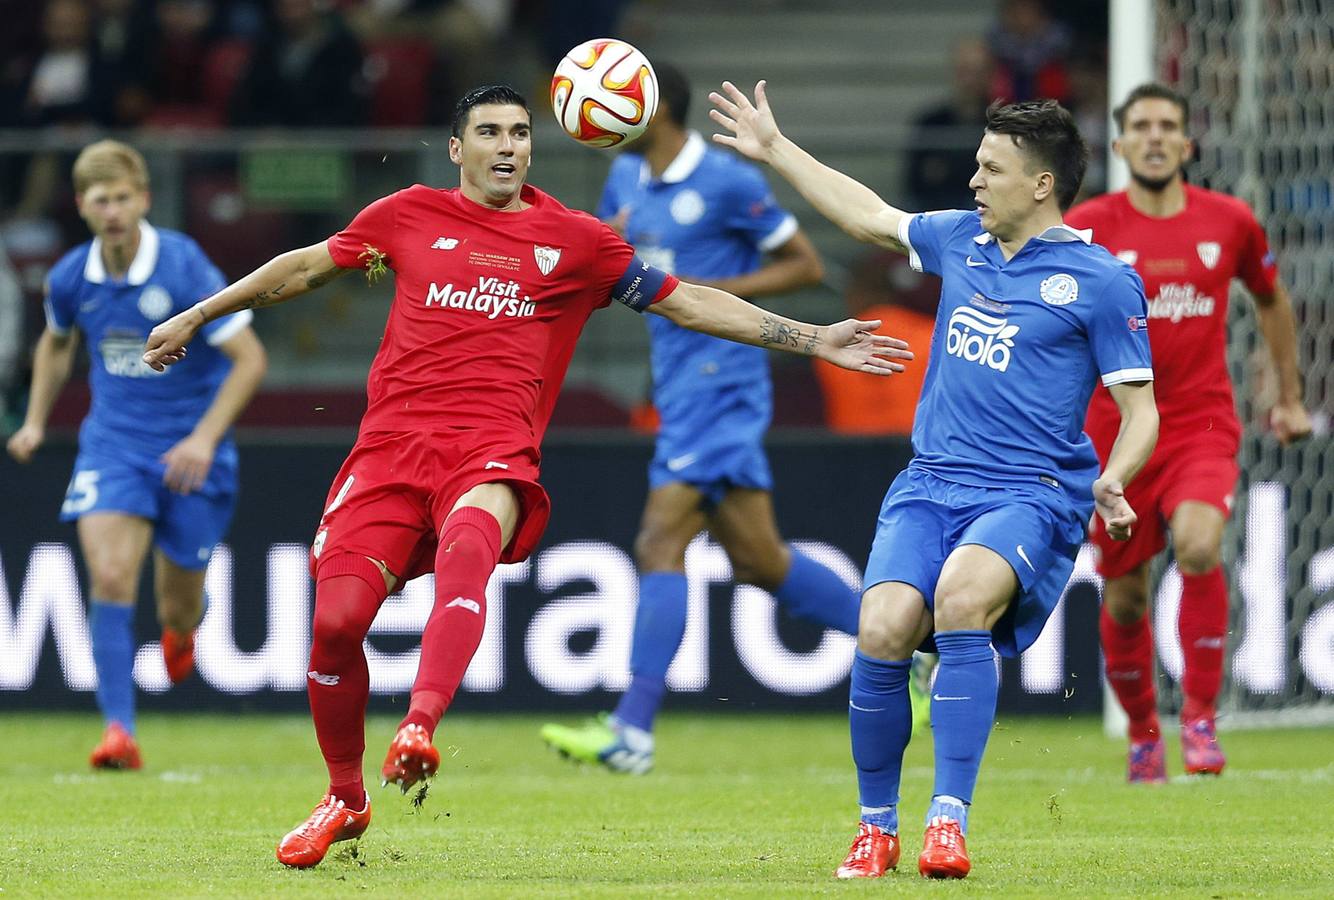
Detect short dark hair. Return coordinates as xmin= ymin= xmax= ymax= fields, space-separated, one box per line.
xmin=452 ymin=84 xmax=529 ymax=138
xmin=1112 ymin=82 xmax=1189 ymax=133
xmin=984 ymin=99 xmax=1088 ymax=210
xmin=653 ymin=61 xmax=690 ymax=127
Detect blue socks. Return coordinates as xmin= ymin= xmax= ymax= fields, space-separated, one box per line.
xmin=850 ymin=651 xmax=912 ymax=834
xmin=774 ymin=549 xmax=860 ymax=635
xmin=90 ymin=601 xmax=136 ymax=733
xmin=929 ymin=630 xmax=998 ymax=831
xmin=613 ymin=572 xmax=688 ymax=732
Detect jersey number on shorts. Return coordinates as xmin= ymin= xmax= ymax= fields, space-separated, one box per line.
xmin=325 ymin=475 xmax=356 ymax=515
xmin=62 ymin=470 xmax=101 ymax=516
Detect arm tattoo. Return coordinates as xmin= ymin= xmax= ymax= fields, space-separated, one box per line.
xmin=760 ymin=314 xmax=816 ymax=353
xmin=306 ymin=269 xmax=339 ymax=289
xmin=244 ymin=281 xmax=287 ymax=310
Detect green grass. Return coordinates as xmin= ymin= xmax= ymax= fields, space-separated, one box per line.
xmin=1 ymin=713 xmax=1332 ymax=897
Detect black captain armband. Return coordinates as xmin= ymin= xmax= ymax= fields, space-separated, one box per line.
xmin=610 ymin=256 xmax=669 ymax=313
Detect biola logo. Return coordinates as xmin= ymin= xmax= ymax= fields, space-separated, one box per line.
xmin=425 ymin=277 xmax=535 ymax=319
xmin=945 ymin=306 xmax=1018 ymax=372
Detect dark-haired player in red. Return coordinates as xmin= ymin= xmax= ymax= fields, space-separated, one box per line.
xmin=143 ymin=84 xmax=912 ymax=868
xmin=1067 ymin=83 xmax=1311 ymax=783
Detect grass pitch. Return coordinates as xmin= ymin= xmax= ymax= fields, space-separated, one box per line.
xmin=1 ymin=712 xmax=1331 ymax=897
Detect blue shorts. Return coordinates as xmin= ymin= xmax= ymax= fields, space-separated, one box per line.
xmin=863 ymin=466 xmax=1087 ymax=657
xmin=58 ymin=449 xmax=238 ymax=570
xmin=648 ymin=383 xmax=773 ymax=506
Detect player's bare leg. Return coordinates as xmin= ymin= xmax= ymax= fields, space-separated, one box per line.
xmin=1170 ymin=501 xmax=1229 ymax=775
xmin=837 ymin=581 xmax=931 ymax=878
xmin=918 ymin=545 xmax=1017 ymax=879
xmin=153 ymin=550 xmax=206 ymax=684
xmin=385 ymin=483 xmax=517 ymax=789
xmin=79 ymin=513 xmax=153 ymax=769
xmin=1100 ymin=563 xmax=1166 ymax=782
xmin=542 ymin=482 xmax=705 ymax=772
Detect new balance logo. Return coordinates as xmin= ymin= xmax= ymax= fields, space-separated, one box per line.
xmin=308 ymin=671 xmax=340 ymax=686
xmin=945 ymin=306 xmax=1017 ymax=372
xmin=431 ymin=237 xmax=459 ymax=250
xmin=446 ymin=597 xmax=481 ymax=614
xmin=484 ymin=461 xmax=510 ymax=470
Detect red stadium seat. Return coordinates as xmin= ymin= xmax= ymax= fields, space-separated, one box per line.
xmin=202 ymin=38 xmax=253 ymax=119
xmin=363 ymin=38 xmax=437 ymax=128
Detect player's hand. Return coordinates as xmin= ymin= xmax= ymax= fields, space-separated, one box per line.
xmin=819 ymin=318 xmax=913 ymax=375
xmin=161 ymin=432 xmax=216 ymax=494
xmin=1093 ymin=476 xmax=1136 ymax=541
xmin=1269 ymin=400 xmax=1313 ymax=445
xmin=143 ymin=307 xmax=204 ymax=371
xmin=709 ymin=80 xmax=782 ymax=163
xmin=6 ymin=423 xmax=45 ymax=464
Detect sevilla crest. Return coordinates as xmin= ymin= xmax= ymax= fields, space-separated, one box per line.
xmin=534 ymin=245 xmax=562 ymax=276
xmin=1197 ymin=241 xmax=1221 ymax=270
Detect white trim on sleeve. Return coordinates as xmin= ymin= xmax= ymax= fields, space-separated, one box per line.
xmin=1100 ymin=367 xmax=1154 ymax=386
xmin=204 ymin=309 xmax=254 ymax=346
xmin=897 ymin=214 xmax=922 ymax=272
xmin=43 ymin=299 xmax=70 ymax=336
xmin=757 ymin=214 xmax=798 ymax=253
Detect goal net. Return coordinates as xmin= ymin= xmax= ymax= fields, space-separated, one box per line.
xmin=1146 ymin=0 xmax=1334 ymax=727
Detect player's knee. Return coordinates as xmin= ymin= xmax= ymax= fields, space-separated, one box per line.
xmin=1104 ymin=590 xmax=1148 ymax=624
xmin=634 ymin=527 xmax=686 ymax=573
xmin=729 ymin=553 xmax=784 ymax=591
xmin=311 ymin=600 xmax=372 ymax=655
xmin=932 ymin=588 xmax=992 ymax=632
xmin=856 ymin=609 xmax=916 ymax=659
xmin=88 ymin=559 xmax=140 ymax=602
xmin=1174 ymin=539 xmax=1221 ymax=575
xmin=158 ymin=594 xmax=204 ymax=633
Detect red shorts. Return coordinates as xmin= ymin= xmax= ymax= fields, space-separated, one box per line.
xmin=309 ymin=428 xmax=550 ymax=581
xmin=1091 ymin=447 xmax=1239 ymax=580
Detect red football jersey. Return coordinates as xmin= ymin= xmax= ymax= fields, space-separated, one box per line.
xmin=1066 ymin=184 xmax=1279 ymax=457
xmin=327 ymin=183 xmax=678 ymax=443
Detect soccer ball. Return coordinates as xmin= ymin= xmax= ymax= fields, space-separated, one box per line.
xmin=550 ymin=38 xmax=659 ymax=148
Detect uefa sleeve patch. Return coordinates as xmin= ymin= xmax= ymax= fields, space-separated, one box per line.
xmin=610 ymin=255 xmax=668 ymax=312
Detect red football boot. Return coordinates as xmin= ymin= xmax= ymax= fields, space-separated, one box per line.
xmin=161 ymin=628 xmax=196 ymax=685
xmin=834 ymin=822 xmax=900 ymax=878
xmin=1127 ymin=738 xmax=1168 ymax=784
xmin=89 ymin=723 xmax=142 ymax=770
xmin=380 ymin=723 xmax=440 ymax=791
xmin=919 ymin=816 xmax=971 ymax=879
xmin=1182 ymin=717 xmax=1226 ymax=776
xmin=276 ymin=793 xmax=371 ymax=868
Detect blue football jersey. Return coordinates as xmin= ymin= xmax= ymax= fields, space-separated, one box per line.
xmin=44 ymin=221 xmax=252 ymax=461
xmin=899 ymin=210 xmax=1153 ymax=507
xmin=598 ymin=131 xmax=797 ymax=412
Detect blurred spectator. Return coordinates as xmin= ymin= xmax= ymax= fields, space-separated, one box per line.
xmin=905 ymin=37 xmax=995 ymax=211
xmin=88 ymin=0 xmax=156 ymax=126
xmin=987 ymin=0 xmax=1071 ymax=103
xmin=139 ymin=0 xmax=224 ymax=124
xmin=815 ymin=253 xmax=939 ymax=435
xmin=230 ymin=0 xmax=369 ymax=127
xmin=1067 ymin=50 xmax=1108 ymax=201
xmin=7 ymin=0 xmax=102 ymax=127
xmin=532 ymin=0 xmax=632 ymax=70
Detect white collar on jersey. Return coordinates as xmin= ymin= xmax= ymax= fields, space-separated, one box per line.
xmin=971 ymin=223 xmax=1093 ymax=246
xmin=84 ymin=220 xmax=160 ymax=285
xmin=639 ymin=131 xmax=708 ymax=186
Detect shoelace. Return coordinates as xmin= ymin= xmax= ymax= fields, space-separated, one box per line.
xmin=928 ymin=817 xmax=963 ymax=851
xmin=847 ymin=826 xmax=878 ymax=862
xmin=296 ymin=798 xmax=347 ymax=838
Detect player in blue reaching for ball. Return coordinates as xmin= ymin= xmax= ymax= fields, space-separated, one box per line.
xmin=6 ymin=141 xmax=266 ymax=770
xmin=711 ymin=84 xmax=1160 ymax=879
xmin=540 ymin=63 xmax=863 ymax=773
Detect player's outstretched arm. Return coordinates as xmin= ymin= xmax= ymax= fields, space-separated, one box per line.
xmin=709 ymin=80 xmax=911 ymax=252
xmin=1093 ymin=380 xmax=1159 ymax=541
xmin=143 ymin=242 xmax=350 ymax=371
xmin=6 ymin=325 xmax=78 ymax=464
xmin=1251 ymin=281 xmax=1312 ymax=445
xmin=651 ymin=280 xmax=912 ymax=375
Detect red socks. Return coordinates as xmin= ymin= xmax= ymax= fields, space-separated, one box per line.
xmin=307 ymin=562 xmax=386 ymax=809
xmin=1099 ymin=606 xmax=1160 ymax=742
xmin=402 ymin=507 xmax=503 ymax=740
xmin=1178 ymin=567 xmax=1228 ymax=722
